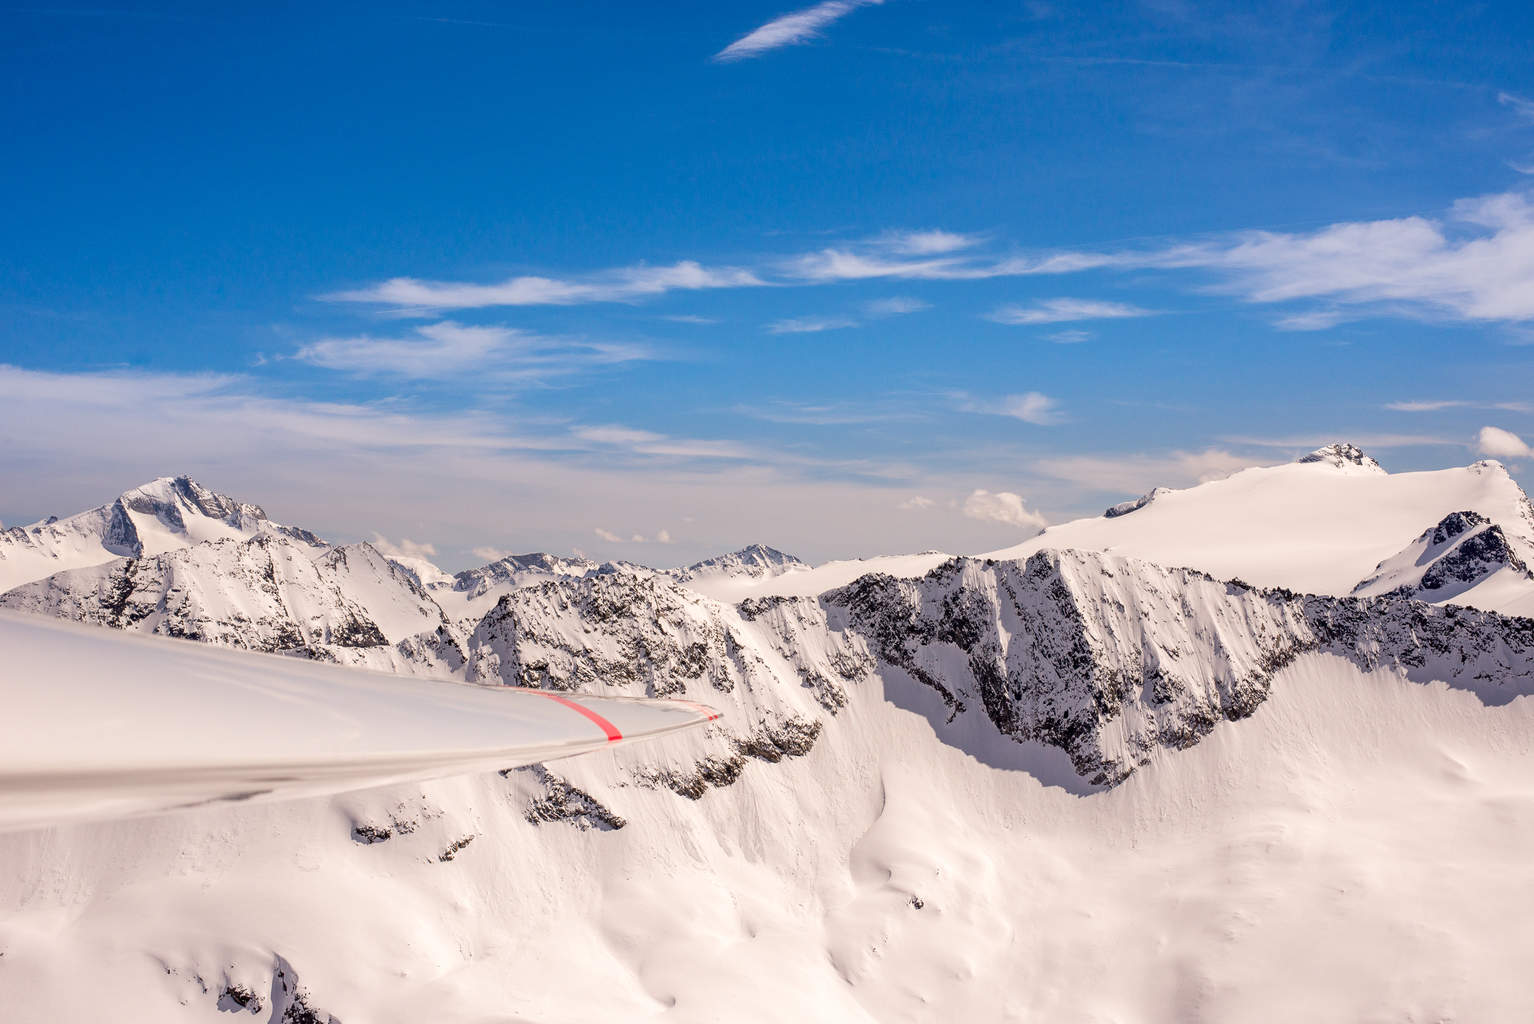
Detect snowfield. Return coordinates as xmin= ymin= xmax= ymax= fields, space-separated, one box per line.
xmin=1 ymin=652 xmax=1531 ymax=1022
xmin=2 ymin=445 xmax=1534 ymax=1022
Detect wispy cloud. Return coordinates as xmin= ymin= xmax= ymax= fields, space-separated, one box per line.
xmin=1387 ymin=399 xmax=1534 ymax=413
xmin=961 ymin=489 xmax=1047 ymax=531
xmin=1046 ymin=329 xmax=1093 ymax=344
xmin=1107 ymin=190 xmax=1534 ymax=324
xmin=877 ymin=230 xmax=980 ymax=255
xmin=293 ymin=321 xmax=652 ymax=381
xmin=1272 ymin=310 xmax=1349 ymax=331
xmin=767 ymin=315 xmax=859 ymax=334
xmin=594 ymin=525 xmax=674 ymax=544
xmin=370 ymin=533 xmax=438 ymax=561
xmin=953 ymin=390 xmax=1063 ymax=425
xmin=1501 ymin=91 xmax=1534 ymax=121
xmin=864 ymin=296 xmax=930 ymax=316
xmin=1034 ymin=449 xmax=1261 ymax=494
xmin=1218 ymin=433 xmax=1459 ymax=449
xmin=989 ymin=298 xmax=1157 ymax=325
xmin=734 ymin=399 xmax=912 ymax=425
xmin=325 ymin=260 xmax=762 ymax=311
xmin=317 ymin=188 xmax=1534 ymax=329
xmin=783 ymin=247 xmax=970 ymax=282
xmin=573 ymin=423 xmax=756 ymax=460
xmin=714 ymin=0 xmax=882 ymax=62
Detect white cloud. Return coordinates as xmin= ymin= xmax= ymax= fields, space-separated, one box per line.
xmin=714 ymin=0 xmax=881 ymax=62
xmin=1219 ymin=433 xmax=1459 ymax=450
xmin=574 ymin=423 xmax=755 ymax=460
xmin=326 ymin=260 xmax=762 ymax=310
xmin=1501 ymin=92 xmax=1534 ymax=121
xmin=369 ymin=533 xmax=438 ymax=560
xmin=1034 ymin=449 xmax=1262 ymax=494
xmin=1123 ymin=191 xmax=1534 ymax=323
xmin=1272 ymin=310 xmax=1348 ymax=331
xmin=734 ymin=400 xmax=912 ymax=426
xmin=782 ymin=248 xmax=970 ymax=283
xmin=990 ymin=298 xmax=1156 ymax=325
xmin=954 ymin=390 xmax=1062 ymax=426
xmin=294 ymin=321 xmax=653 ymax=381
xmin=898 ymin=495 xmax=935 ymax=510
xmin=1387 ymin=399 xmax=1534 ymax=413
xmin=1477 ymin=425 xmax=1532 ymax=458
xmin=767 ymin=316 xmax=859 ymax=334
xmin=1000 ymin=392 xmax=1061 ymax=425
xmin=471 ymin=546 xmax=515 ymax=562
xmin=878 ymin=230 xmax=979 ymax=256
xmin=1387 ymin=400 xmax=1468 ymax=412
xmin=961 ymin=489 xmax=1047 ymax=531
xmin=1046 ymin=329 xmax=1093 ymax=344
xmin=317 ymin=189 xmax=1534 ymax=330
xmin=574 ymin=425 xmax=665 ymax=445
xmin=864 ymin=296 xmax=930 ymax=316
xmin=655 ymin=528 xmax=673 ymax=544
xmin=594 ymin=527 xmax=624 ymax=543
xmin=297 ymin=321 xmax=509 ymax=376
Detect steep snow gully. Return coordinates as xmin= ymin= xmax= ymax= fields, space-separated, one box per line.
xmin=3 ymin=446 xmax=1534 ymax=1022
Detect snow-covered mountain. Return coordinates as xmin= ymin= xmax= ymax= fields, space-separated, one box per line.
xmin=675 ymin=542 xmax=809 ymax=581
xmin=1353 ymin=509 xmax=1534 ymax=614
xmin=0 ymin=475 xmax=322 ymax=594
xmin=4 ymin=450 xmax=1534 ymax=1022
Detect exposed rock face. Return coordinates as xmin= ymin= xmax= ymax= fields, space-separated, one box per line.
xmin=517 ymin=766 xmax=627 ymax=831
xmin=451 ymin=552 xmax=604 ymax=599
xmin=466 ymin=569 xmax=771 ymax=697
xmin=0 ymin=535 xmax=457 ymax=670
xmin=820 ymin=551 xmax=1534 ymax=784
xmin=1104 ymin=487 xmax=1172 ymax=519
xmin=1298 ymin=442 xmax=1383 ymax=471
xmin=825 ymin=552 xmax=1315 ymax=784
xmin=1354 ymin=510 xmax=1534 ymax=602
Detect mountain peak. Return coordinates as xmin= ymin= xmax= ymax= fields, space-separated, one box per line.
xmin=1297 ymin=442 xmax=1383 ymax=472
xmin=120 ymin=475 xmax=269 ymax=523
xmin=682 ymin=544 xmax=807 ymax=580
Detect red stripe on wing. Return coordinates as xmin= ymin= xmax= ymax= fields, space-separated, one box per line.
xmin=529 ymin=691 xmax=624 ymax=742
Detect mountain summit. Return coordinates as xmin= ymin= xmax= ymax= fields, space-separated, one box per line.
xmin=1298 ymin=442 xmax=1383 ymax=471
xmin=0 ymin=475 xmax=322 ymax=593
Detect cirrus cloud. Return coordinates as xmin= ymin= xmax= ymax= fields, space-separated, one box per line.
xmin=714 ymin=0 xmax=882 ymax=62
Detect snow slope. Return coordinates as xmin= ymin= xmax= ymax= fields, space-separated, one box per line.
xmin=986 ymin=450 xmax=1534 ymax=607
xmin=1 ymin=649 xmax=1531 ymax=1022
xmin=0 ymin=613 xmax=715 ymax=832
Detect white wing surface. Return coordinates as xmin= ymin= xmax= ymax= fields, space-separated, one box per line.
xmin=0 ymin=612 xmax=717 ymax=831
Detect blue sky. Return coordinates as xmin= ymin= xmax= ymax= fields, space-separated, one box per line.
xmin=4 ymin=0 xmax=1534 ymax=566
